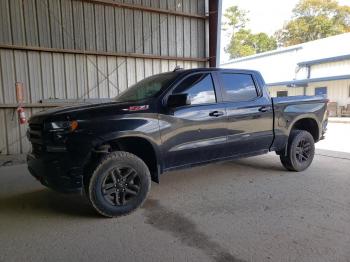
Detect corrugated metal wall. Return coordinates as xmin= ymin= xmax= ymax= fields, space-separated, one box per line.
xmin=268 ymin=80 xmax=350 ymax=108
xmin=310 ymin=60 xmax=350 ymax=79
xmin=268 ymin=86 xmax=304 ymax=97
xmin=307 ymin=80 xmax=350 ymax=106
xmin=0 ymin=0 xmax=209 ymax=155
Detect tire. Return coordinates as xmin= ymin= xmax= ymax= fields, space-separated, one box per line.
xmin=280 ymin=130 xmax=315 ymax=172
xmin=87 ymin=151 xmax=151 ymax=217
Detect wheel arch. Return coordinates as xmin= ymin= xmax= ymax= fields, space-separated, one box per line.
xmin=93 ymin=135 xmax=162 ymax=183
xmin=288 ymin=116 xmax=320 ymax=142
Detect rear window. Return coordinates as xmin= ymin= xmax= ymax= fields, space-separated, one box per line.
xmin=220 ymin=73 xmax=258 ymax=102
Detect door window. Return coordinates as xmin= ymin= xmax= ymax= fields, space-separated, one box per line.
xmin=220 ymin=73 xmax=258 ymax=102
xmin=173 ymin=73 xmax=216 ymax=105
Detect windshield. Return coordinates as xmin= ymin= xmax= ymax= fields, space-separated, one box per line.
xmin=115 ymin=72 xmax=178 ymax=102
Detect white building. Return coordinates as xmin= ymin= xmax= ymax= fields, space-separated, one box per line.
xmin=221 ymin=33 xmax=350 ymax=116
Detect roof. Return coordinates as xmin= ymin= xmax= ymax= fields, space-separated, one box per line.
xmin=267 ymin=74 xmax=350 ymax=87
xmin=174 ymin=67 xmax=261 ymax=75
xmin=221 ymin=33 xmax=350 ymax=67
xmin=220 ymin=46 xmax=303 ymax=66
xmin=297 ymin=54 xmax=350 ymax=67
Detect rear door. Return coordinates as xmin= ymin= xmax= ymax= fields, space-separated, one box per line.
xmin=216 ymin=72 xmax=274 ymax=156
xmin=159 ymin=72 xmax=228 ymax=169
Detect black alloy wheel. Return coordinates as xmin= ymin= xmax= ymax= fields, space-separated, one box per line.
xmin=87 ymin=151 xmax=151 ymax=217
xmin=295 ymin=139 xmax=312 ymax=163
xmin=101 ymin=166 xmax=141 ymax=206
xmin=280 ymin=130 xmax=315 ymax=172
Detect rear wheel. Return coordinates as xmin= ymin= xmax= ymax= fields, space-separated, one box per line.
xmin=280 ymin=130 xmax=315 ymax=171
xmin=87 ymin=151 xmax=151 ymax=217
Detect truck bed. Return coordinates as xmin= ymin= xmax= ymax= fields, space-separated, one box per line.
xmin=270 ymin=95 xmax=328 ymax=151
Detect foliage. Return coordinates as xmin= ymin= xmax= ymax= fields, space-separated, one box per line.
xmin=226 ymin=30 xmax=277 ymax=58
xmin=276 ymin=0 xmax=350 ymax=46
xmin=222 ymin=6 xmax=248 ymax=32
xmin=223 ymin=6 xmax=277 ymax=59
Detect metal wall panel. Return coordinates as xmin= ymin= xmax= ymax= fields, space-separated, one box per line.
xmin=117 ymin=57 xmax=127 ymax=93
xmin=105 ymin=6 xmax=116 ymax=52
xmin=115 ymin=5 xmax=126 ymax=53
xmin=61 ymin=0 xmax=75 ymax=49
xmin=28 ymin=52 xmax=43 ymax=102
xmin=64 ymin=54 xmax=78 ymax=99
xmin=52 ymin=53 xmax=67 ymax=99
xmin=37 ymin=0 xmax=52 ymax=47
xmin=142 ymin=6 xmax=152 ymax=54
xmin=183 ymin=0 xmax=191 ymax=58
xmin=40 ymin=53 xmax=55 ymax=99
xmin=159 ymin=1 xmax=168 ymax=57
xmin=107 ymin=57 xmax=119 ymax=98
xmin=23 ymin=0 xmax=39 ymax=46
xmin=0 ymin=0 xmax=12 ymax=44
xmin=87 ymin=55 xmax=99 ymax=98
xmin=97 ymin=56 xmax=109 ymax=98
xmin=95 ymin=4 xmax=107 ymax=51
xmin=72 ymin=1 xmax=85 ymax=50
xmin=135 ymin=58 xmax=145 ymax=82
xmin=76 ymin=54 xmax=88 ymax=98
xmin=124 ymin=0 xmax=135 ymax=53
xmin=134 ymin=0 xmax=143 ymax=53
xmin=49 ymin=0 xmax=64 ymax=49
xmin=175 ymin=0 xmax=184 ymax=57
xmin=83 ymin=2 xmax=96 ymax=50
xmin=9 ymin=0 xmax=25 ymax=45
xmin=151 ymin=0 xmax=160 ymax=56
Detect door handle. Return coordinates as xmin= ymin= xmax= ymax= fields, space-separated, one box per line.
xmin=258 ymin=106 xmax=270 ymax=112
xmin=209 ymin=111 xmax=224 ymax=117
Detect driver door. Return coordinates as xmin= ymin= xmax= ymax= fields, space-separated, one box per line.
xmin=159 ymin=72 xmax=228 ymax=169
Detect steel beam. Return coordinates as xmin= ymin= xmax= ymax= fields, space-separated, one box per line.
xmin=80 ymin=0 xmax=207 ymax=19
xmin=0 ymin=44 xmax=208 ymax=62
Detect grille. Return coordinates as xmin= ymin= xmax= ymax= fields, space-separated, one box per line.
xmin=28 ymin=123 xmax=44 ymax=156
xmin=28 ymin=123 xmax=43 ymax=140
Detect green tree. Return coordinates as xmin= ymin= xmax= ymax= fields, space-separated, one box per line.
xmin=226 ymin=30 xmax=277 ymax=58
xmin=222 ymin=6 xmax=248 ymax=32
xmin=276 ymin=0 xmax=350 ymax=46
xmin=223 ymin=6 xmax=277 ymax=58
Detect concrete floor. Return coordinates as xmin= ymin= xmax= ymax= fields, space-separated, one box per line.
xmin=316 ymin=122 xmax=350 ymax=153
xmin=1 ymin=124 xmax=350 ymax=262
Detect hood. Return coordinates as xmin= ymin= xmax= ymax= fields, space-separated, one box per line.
xmin=29 ymin=100 xmax=153 ymax=124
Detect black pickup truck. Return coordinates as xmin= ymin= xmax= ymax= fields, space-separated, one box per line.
xmin=27 ymin=68 xmax=328 ymax=217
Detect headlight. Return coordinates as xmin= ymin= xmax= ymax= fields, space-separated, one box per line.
xmin=49 ymin=120 xmax=78 ymax=132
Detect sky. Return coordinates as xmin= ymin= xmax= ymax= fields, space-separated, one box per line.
xmin=220 ymin=0 xmax=350 ymax=63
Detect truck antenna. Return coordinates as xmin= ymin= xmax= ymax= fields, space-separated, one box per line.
xmin=173 ymin=65 xmax=183 ymax=72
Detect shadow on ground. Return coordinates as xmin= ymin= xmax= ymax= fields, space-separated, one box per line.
xmin=0 ymin=189 xmax=98 ymax=218
xmin=142 ymin=199 xmax=245 ymax=262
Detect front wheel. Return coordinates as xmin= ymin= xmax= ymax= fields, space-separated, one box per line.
xmin=280 ymin=130 xmax=315 ymax=172
xmin=87 ymin=151 xmax=151 ymax=217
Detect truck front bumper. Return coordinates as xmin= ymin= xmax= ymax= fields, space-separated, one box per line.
xmin=27 ymin=153 xmax=84 ymax=193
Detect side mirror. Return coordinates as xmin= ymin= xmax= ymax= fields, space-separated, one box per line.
xmin=167 ymin=93 xmax=191 ymax=108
